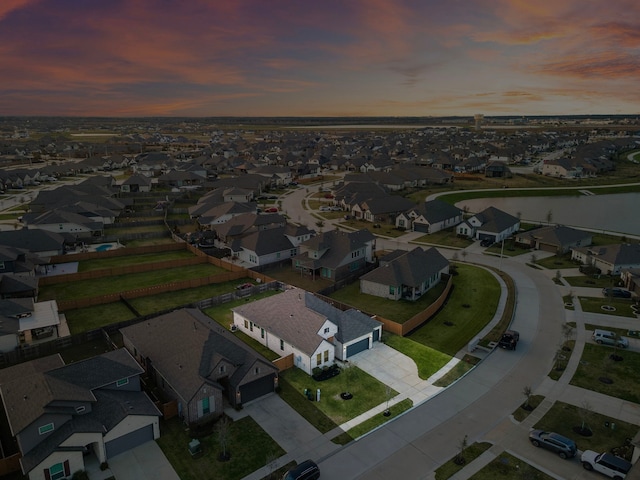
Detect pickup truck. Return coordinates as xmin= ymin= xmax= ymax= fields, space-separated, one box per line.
xmin=498 ymin=330 xmax=520 ymax=350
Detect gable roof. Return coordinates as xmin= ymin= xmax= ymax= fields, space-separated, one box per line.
xmin=120 ymin=309 xmax=275 ymax=400
xmin=295 ymin=229 xmax=375 ymax=270
xmin=473 ymin=206 xmax=519 ymax=233
xmin=360 ymin=247 xmax=449 ymax=287
xmin=575 ymin=243 xmax=640 ymax=265
xmin=521 ymin=225 xmax=592 ymax=246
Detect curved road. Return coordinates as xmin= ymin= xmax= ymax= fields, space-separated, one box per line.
xmin=280 ymin=184 xmax=638 ymax=479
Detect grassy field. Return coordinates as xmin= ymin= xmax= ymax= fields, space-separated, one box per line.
xmin=280 ymin=365 xmax=398 ymax=425
xmin=570 ymin=344 xmax=640 ymax=403
xmin=577 ymin=296 xmax=636 ymax=318
xmin=39 ymin=263 xmax=227 ymax=301
xmin=328 ymin=278 xmax=448 ymax=322
xmin=412 ymin=227 xmax=475 ymax=249
xmin=534 ymin=401 xmax=638 ymax=457
xmin=77 ymin=250 xmax=196 ymax=272
xmin=157 ymin=415 xmax=285 ymax=480
xmin=64 ymin=302 xmax=137 ymax=334
xmin=383 ymin=333 xmax=452 ymax=380
xmin=345 ymin=398 xmax=413 ymax=440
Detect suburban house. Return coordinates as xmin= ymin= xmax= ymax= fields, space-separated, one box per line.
xmin=360 ymin=247 xmax=450 ymax=301
xmin=292 ymin=229 xmax=376 ymax=282
xmin=228 ymin=224 xmax=315 ymax=267
xmin=456 ymin=206 xmax=520 ymax=243
xmin=571 ymin=243 xmax=640 ymax=276
xmin=120 ymin=308 xmax=279 ymax=424
xmin=515 ymin=225 xmax=593 ymax=254
xmin=232 ymin=287 xmax=383 ymax=372
xmin=0 ymin=230 xmax=66 ymax=258
xmin=395 ymin=199 xmax=463 ymax=233
xmin=0 ymin=349 xmax=161 ymax=480
xmin=0 ymin=298 xmax=62 ymax=352
xmin=621 ymin=268 xmax=640 ymax=296
xmin=23 ymin=209 xmax=104 ymax=238
xmin=357 ymin=195 xmax=416 ymax=224
xmin=119 ymin=173 xmax=152 ymax=193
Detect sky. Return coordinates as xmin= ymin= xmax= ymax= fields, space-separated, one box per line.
xmin=1 ymin=0 xmax=639 ymax=118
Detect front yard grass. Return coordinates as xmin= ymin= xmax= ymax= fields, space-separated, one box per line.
xmin=564 ymin=275 xmax=620 ymax=288
xmin=512 ymin=394 xmax=544 ymax=422
xmin=433 ymin=355 xmax=480 ymax=387
xmin=279 ymin=365 xmax=398 ymax=426
xmin=157 ymin=415 xmax=285 ymax=480
xmin=383 ymin=333 xmax=452 ymax=380
xmin=533 ymin=400 xmax=638 ymax=457
xmin=535 ymin=253 xmax=577 ymax=269
xmin=39 ymin=263 xmax=227 ymax=301
xmin=434 ymin=442 xmax=492 ymax=480
xmin=412 ymin=227 xmax=474 ymax=249
xmin=469 ymin=452 xmax=554 ymax=480
xmin=345 ymin=398 xmax=413 ymax=441
xmin=577 ymin=296 xmax=636 ymax=318
xmin=570 ymin=344 xmax=640 ymax=404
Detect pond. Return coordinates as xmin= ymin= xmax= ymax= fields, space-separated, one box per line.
xmin=457 ymin=192 xmax=640 ymax=237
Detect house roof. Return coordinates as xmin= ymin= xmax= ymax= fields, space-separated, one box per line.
xmin=296 ymin=229 xmax=375 ymax=270
xmin=230 ymin=226 xmax=294 ymax=256
xmin=0 ymin=229 xmax=65 ymax=255
xmin=574 ymin=243 xmax=640 ymax=266
xmin=120 ymin=309 xmax=275 ymax=401
xmin=521 ymin=225 xmax=592 ymax=247
xmin=473 ymin=206 xmax=519 ymax=234
xmin=232 ymin=287 xmax=381 ymax=352
xmin=360 ymin=247 xmax=449 ymax=288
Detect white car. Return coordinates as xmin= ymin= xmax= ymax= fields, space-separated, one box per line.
xmin=319 ymin=206 xmax=331 ymax=212
xmin=581 ymin=450 xmax=631 ymax=479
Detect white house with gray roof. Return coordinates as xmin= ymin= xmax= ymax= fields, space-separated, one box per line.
xmin=396 ymin=199 xmax=463 ymax=233
xmin=232 ymin=287 xmax=382 ymax=373
xmin=571 ymin=243 xmax=640 ymax=276
xmin=456 ymin=206 xmax=520 ymax=243
xmin=360 ymin=247 xmax=449 ymax=301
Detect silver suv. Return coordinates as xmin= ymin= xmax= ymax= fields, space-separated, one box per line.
xmin=592 ymin=329 xmax=629 ymax=348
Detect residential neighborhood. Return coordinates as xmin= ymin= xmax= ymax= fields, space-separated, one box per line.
xmin=0 ymin=116 xmax=639 ymax=480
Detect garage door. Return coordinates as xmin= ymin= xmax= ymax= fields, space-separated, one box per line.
xmin=413 ymin=222 xmax=429 ymax=233
xmin=373 ymin=329 xmax=380 ymax=342
xmin=346 ymin=338 xmax=370 ymax=358
xmin=239 ymin=373 xmax=275 ymax=404
xmin=105 ymin=424 xmax=154 ymax=459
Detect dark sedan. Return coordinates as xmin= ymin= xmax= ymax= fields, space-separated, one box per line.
xmin=529 ymin=430 xmax=577 ymax=459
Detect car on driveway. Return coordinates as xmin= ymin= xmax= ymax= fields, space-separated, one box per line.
xmin=498 ymin=330 xmax=519 ymax=350
xmin=602 ymin=288 xmax=632 ymax=298
xmin=528 ymin=430 xmax=577 ymax=459
xmin=480 ymin=238 xmax=494 ymax=247
xmin=581 ymin=450 xmax=631 ymax=479
xmin=592 ymin=329 xmax=629 ymax=348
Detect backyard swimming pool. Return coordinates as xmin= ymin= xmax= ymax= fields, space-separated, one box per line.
xmin=95 ymin=244 xmax=113 ymax=252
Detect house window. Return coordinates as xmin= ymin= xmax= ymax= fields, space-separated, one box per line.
xmin=254 ymin=367 xmax=260 ymax=375
xmin=290 ymin=249 xmax=297 ymax=256
xmin=47 ymin=461 xmax=69 ymax=480
xmin=201 ymin=396 xmax=210 ymax=415
xmin=389 ymin=286 xmax=395 ymax=295
xmin=276 ymin=252 xmax=281 ymax=259
xmin=250 ymin=322 xmax=253 ymax=332
xmin=261 ymin=328 xmax=265 ymax=339
xmin=75 ymin=406 xmax=86 ymax=414
xmin=399 ymin=219 xmax=405 ymax=227
xmin=244 ymin=319 xmax=248 ymax=329
xmin=0 ymin=261 xmax=4 ymax=270
xmin=116 ymin=378 xmax=129 ymax=387
xmin=39 ymin=423 xmax=54 ymax=435
xmin=324 ymin=350 xmax=329 ymax=362
xmin=316 ymin=353 xmax=322 ymax=366
xmin=280 ymin=339 xmax=284 ymax=351
xmin=219 ymin=365 xmax=226 ymax=374
xmin=324 ymin=327 xmax=330 ymax=334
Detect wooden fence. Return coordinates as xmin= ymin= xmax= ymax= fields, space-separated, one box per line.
xmin=0 ymin=453 xmax=21 ymax=477
xmin=273 ymin=354 xmax=294 ymax=372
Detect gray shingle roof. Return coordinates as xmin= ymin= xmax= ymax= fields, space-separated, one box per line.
xmin=360 ymin=247 xmax=449 ymax=288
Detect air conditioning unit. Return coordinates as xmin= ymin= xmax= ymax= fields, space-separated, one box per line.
xmin=229 ymin=324 xmax=238 ymax=332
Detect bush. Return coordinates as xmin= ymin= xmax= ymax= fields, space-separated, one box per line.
xmin=312 ymin=364 xmax=341 ymax=381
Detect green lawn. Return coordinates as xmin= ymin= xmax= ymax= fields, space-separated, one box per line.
xmin=535 ymin=253 xmax=577 ymax=269
xmin=77 ymin=250 xmax=196 ymax=272
xmin=280 ymin=365 xmax=398 ymax=426
xmin=157 ymin=415 xmax=285 ymax=480
xmin=64 ymin=302 xmax=137 ymax=334
xmin=39 ymin=264 xmax=226 ymax=301
xmin=469 ymin=452 xmax=554 ymax=480
xmin=577 ymin=296 xmax=636 ymax=318
xmin=563 ymin=275 xmax=617 ymax=288
xmin=512 ymin=395 xmax=544 ymax=422
xmin=534 ymin=401 xmax=638 ymax=457
xmin=435 ymin=442 xmax=492 ymax=480
xmin=346 ymin=398 xmax=413 ymax=440
xmin=383 ymin=333 xmax=452 ymax=380
xmin=570 ymin=344 xmax=640 ymax=404
xmin=412 ymin=227 xmax=474 ymax=249
xmin=406 ymin=265 xmax=500 ymax=355
xmin=433 ymin=355 xmax=479 ymax=387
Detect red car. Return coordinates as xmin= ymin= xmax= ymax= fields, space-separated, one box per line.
xmin=265 ymin=207 xmax=278 ymax=213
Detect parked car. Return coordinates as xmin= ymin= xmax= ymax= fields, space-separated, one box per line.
xmin=265 ymin=207 xmax=278 ymax=213
xmin=498 ymin=330 xmax=520 ymax=350
xmin=592 ymin=329 xmax=629 ymax=348
xmin=528 ymin=430 xmax=577 ymax=459
xmin=602 ymin=288 xmax=632 ymax=298
xmin=319 ymin=206 xmax=331 ymax=211
xmin=581 ymin=450 xmax=631 ymax=479
xmin=480 ymin=238 xmax=494 ymax=247
xmin=282 ymin=459 xmax=320 ymax=480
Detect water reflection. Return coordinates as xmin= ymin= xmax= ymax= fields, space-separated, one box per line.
xmin=457 ymin=193 xmax=640 ymax=236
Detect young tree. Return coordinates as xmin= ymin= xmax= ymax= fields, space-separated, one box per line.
xmin=454 ymin=435 xmax=468 ymax=465
xmin=561 ymin=323 xmax=574 ymax=351
xmin=578 ymin=401 xmax=593 ymax=435
xmin=217 ymin=415 xmax=231 ymax=461
xmin=522 ymin=385 xmax=533 ymax=410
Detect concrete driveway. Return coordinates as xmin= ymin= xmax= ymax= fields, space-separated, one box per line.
xmin=106 ymin=441 xmax=180 ymax=480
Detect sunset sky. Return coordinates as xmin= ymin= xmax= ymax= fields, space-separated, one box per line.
xmin=1 ymin=0 xmax=639 ymax=117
